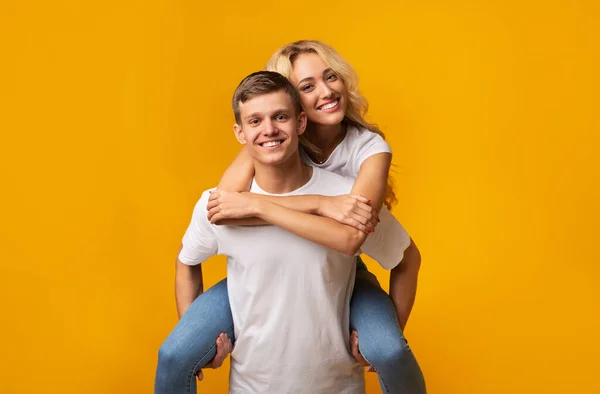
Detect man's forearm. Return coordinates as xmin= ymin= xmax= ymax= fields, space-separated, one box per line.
xmin=175 ymin=260 xmax=204 ymax=319
xmin=389 ymin=240 xmax=421 ymax=331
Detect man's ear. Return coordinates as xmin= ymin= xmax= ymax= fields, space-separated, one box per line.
xmin=297 ymin=112 xmax=308 ymax=136
xmin=233 ymin=124 xmax=247 ymax=144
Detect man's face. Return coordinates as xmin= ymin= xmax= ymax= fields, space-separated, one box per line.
xmin=234 ymin=91 xmax=307 ymax=165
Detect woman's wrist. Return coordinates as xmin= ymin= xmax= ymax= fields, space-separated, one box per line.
xmin=253 ymin=199 xmax=270 ymax=220
xmin=316 ymin=195 xmax=330 ymax=217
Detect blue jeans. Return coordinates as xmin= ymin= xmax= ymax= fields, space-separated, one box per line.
xmin=155 ymin=263 xmax=426 ymax=394
xmin=350 ymin=268 xmax=426 ymax=393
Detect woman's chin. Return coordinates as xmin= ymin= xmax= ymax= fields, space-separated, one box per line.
xmin=310 ymin=112 xmax=346 ymax=126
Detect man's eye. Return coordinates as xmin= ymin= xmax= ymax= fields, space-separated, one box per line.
xmin=276 ymin=115 xmax=287 ymax=121
xmin=249 ymin=119 xmax=260 ymax=125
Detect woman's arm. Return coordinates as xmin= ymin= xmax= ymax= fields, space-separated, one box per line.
xmin=350 ymin=152 xmax=392 ymax=212
xmin=217 ymin=146 xmax=255 ymax=192
xmin=211 ymin=191 xmax=378 ymax=232
xmin=206 ymin=192 xmax=370 ymax=255
xmin=208 ymin=152 xmax=392 ymax=250
xmin=216 ymin=149 xmax=375 ymax=229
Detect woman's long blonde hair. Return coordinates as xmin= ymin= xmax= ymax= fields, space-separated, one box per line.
xmin=266 ymin=40 xmax=397 ymax=210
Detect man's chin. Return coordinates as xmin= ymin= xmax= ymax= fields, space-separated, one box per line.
xmin=255 ymin=150 xmax=297 ymax=166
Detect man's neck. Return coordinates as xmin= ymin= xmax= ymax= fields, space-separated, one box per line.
xmin=253 ymin=153 xmax=312 ymax=195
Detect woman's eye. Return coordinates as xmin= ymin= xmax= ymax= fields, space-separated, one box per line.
xmin=326 ymin=73 xmax=338 ymax=81
xmin=301 ymin=84 xmax=314 ymax=92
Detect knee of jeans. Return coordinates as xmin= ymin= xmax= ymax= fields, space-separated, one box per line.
xmin=157 ymin=339 xmax=192 ymax=371
xmin=361 ymin=334 xmax=410 ymax=367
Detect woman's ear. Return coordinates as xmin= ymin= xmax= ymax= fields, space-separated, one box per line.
xmin=233 ymin=124 xmax=247 ymax=144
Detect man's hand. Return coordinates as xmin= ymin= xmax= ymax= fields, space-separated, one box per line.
xmin=350 ymin=330 xmax=376 ymax=373
xmin=196 ymin=333 xmax=233 ymax=381
xmin=206 ymin=190 xmax=259 ymax=224
xmin=319 ymin=195 xmax=379 ymax=233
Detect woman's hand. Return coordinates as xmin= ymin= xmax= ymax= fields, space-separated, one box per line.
xmin=206 ymin=190 xmax=260 ymax=224
xmin=319 ymin=195 xmax=379 ymax=233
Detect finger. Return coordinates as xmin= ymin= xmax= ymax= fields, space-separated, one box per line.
xmin=367 ymin=366 xmax=376 ymax=373
xmin=360 ymin=212 xmax=378 ymax=230
xmin=351 ymin=214 xmax=375 ymax=231
xmin=210 ymin=212 xmax=224 ymax=224
xmin=352 ymin=204 xmax=378 ymax=227
xmin=206 ymin=199 xmax=220 ymax=211
xmin=355 ymin=201 xmax=375 ymax=218
xmin=354 ymin=202 xmax=378 ymax=223
xmin=350 ymin=202 xmax=375 ymax=221
xmin=207 ymin=206 xmax=221 ymax=222
xmin=349 ymin=212 xmax=369 ymax=226
xmin=349 ymin=195 xmax=370 ymax=204
xmin=350 ymin=331 xmax=360 ymax=359
xmin=224 ymin=333 xmax=233 ymax=353
xmin=210 ymin=334 xmax=228 ymax=369
xmin=351 ymin=331 xmax=370 ymax=367
xmin=196 ymin=369 xmax=204 ymax=381
xmin=344 ymin=218 xmax=369 ymax=233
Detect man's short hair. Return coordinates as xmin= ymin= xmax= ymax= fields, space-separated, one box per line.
xmin=232 ymin=71 xmax=303 ymax=124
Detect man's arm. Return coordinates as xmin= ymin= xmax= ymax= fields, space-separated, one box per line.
xmin=176 ymin=191 xmax=218 ymax=318
xmin=389 ymin=239 xmax=422 ymax=331
xmin=175 ymin=257 xmax=204 ymax=319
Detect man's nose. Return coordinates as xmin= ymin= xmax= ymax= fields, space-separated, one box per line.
xmin=262 ymin=119 xmax=279 ymax=136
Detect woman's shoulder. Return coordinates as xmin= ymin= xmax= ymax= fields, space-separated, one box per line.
xmin=345 ymin=124 xmax=389 ymax=151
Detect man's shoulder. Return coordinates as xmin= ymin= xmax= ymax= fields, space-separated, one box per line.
xmin=191 ymin=187 xmax=217 ymax=215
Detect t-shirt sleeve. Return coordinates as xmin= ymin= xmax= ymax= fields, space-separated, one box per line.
xmin=354 ymin=129 xmax=392 ymax=175
xmin=178 ymin=190 xmax=218 ymax=266
xmin=359 ymin=207 xmax=411 ymax=270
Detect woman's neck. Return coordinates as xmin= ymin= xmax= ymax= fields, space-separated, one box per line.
xmin=305 ymin=122 xmax=347 ymax=158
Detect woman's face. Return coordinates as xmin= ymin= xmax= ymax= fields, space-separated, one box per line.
xmin=289 ymin=52 xmax=347 ymax=126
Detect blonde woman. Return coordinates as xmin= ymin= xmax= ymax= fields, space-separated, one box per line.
xmin=155 ymin=41 xmax=426 ymax=394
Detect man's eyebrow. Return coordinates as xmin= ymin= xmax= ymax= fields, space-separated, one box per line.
xmin=297 ymin=68 xmax=333 ymax=86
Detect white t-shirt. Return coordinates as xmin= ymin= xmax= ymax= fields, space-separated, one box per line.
xmin=300 ymin=124 xmax=392 ymax=178
xmin=178 ymin=168 xmax=409 ymax=394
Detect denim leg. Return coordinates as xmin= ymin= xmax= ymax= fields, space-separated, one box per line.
xmin=350 ymin=269 xmax=426 ymax=394
xmin=155 ymin=278 xmax=234 ymax=394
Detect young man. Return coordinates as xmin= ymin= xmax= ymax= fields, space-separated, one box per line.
xmin=162 ymin=71 xmax=412 ymax=393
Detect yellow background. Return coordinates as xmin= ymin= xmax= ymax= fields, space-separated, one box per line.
xmin=1 ymin=1 xmax=599 ymax=393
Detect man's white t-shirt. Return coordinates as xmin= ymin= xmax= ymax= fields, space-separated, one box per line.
xmin=179 ymin=168 xmax=409 ymax=394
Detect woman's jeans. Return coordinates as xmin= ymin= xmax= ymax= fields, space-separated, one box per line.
xmin=155 ymin=264 xmax=426 ymax=394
